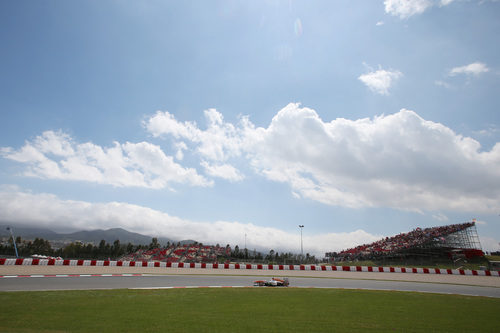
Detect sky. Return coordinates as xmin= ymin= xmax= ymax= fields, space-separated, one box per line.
xmin=0 ymin=0 xmax=499 ymax=256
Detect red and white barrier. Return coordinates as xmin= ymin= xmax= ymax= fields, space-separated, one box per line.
xmin=0 ymin=273 xmax=144 ymax=278
xmin=0 ymin=258 xmax=498 ymax=277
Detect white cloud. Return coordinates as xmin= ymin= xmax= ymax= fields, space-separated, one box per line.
xmin=376 ymin=21 xmax=385 ymax=26
xmin=5 ymin=104 xmax=500 ymax=215
xmin=384 ymin=0 xmax=456 ymax=19
xmin=440 ymin=0 xmax=455 ymax=6
xmin=145 ymin=109 xmax=246 ymax=162
xmin=2 ymin=186 xmax=498 ymax=255
xmin=434 ymin=80 xmax=452 ymax=89
xmin=0 ymin=186 xmax=381 ymax=256
xmin=144 ymin=108 xmax=251 ymax=182
xmin=432 ymin=213 xmax=449 ymax=222
xmin=174 ymin=142 xmax=187 ymax=161
xmin=200 ymin=161 xmax=245 ymax=182
xmin=146 ymin=103 xmax=500 ymax=214
xmin=474 ymin=125 xmax=500 ymax=138
xmin=384 ymin=0 xmax=433 ymax=19
xmin=144 ymin=111 xmax=200 ymax=141
xmin=436 ymin=62 xmax=489 ymax=88
xmin=256 ymin=105 xmax=500 ymax=213
xmin=449 ymin=62 xmax=490 ymax=77
xmin=479 ymin=236 xmax=500 ymax=252
xmin=1 ymin=131 xmax=212 ymax=189
xmin=358 ymin=67 xmax=402 ymax=95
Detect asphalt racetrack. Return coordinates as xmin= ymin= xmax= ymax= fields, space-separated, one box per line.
xmin=2 ymin=273 xmax=500 ymax=298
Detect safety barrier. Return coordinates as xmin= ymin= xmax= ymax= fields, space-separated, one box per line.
xmin=0 ymin=258 xmax=498 ymax=277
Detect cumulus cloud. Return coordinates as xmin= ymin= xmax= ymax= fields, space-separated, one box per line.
xmin=146 ymin=103 xmax=500 ymax=213
xmin=144 ymin=108 xmax=251 ymax=181
xmin=440 ymin=0 xmax=455 ymax=6
xmin=201 ymin=161 xmax=245 ymax=182
xmin=145 ymin=108 xmax=246 ymax=162
xmin=449 ymin=62 xmax=490 ymax=77
xmin=0 ymin=131 xmax=212 ymax=189
xmin=0 ymin=186 xmax=381 ymax=256
xmin=174 ymin=142 xmax=187 ymax=161
xmin=358 ymin=67 xmax=402 ymax=95
xmin=384 ymin=0 xmax=433 ymax=19
xmin=384 ymin=0 xmax=455 ymax=19
xmin=4 ymin=104 xmax=500 ymax=215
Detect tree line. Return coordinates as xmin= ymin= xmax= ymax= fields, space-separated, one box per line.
xmin=0 ymin=237 xmax=318 ymax=264
xmin=230 ymin=245 xmax=318 ymax=264
xmin=0 ymin=237 xmax=158 ymax=260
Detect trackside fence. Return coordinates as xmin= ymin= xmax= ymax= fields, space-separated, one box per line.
xmin=0 ymin=258 xmax=498 ymax=277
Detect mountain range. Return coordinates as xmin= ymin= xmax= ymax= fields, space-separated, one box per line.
xmin=0 ymin=225 xmax=195 ymax=246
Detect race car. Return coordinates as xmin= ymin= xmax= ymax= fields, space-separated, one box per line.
xmin=253 ymin=277 xmax=289 ymax=287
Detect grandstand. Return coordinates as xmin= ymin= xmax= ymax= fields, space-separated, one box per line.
xmin=119 ymin=243 xmax=231 ymax=263
xmin=327 ymin=221 xmax=484 ymax=264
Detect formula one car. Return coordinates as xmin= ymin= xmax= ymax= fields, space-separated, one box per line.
xmin=253 ymin=277 xmax=289 ymax=287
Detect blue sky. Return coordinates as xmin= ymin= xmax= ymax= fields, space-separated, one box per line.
xmin=1 ymin=0 xmax=499 ymax=256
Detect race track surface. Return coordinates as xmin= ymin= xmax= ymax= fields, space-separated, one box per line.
xmin=1 ymin=271 xmax=499 ymax=298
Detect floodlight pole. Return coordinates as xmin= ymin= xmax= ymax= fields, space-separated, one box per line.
xmin=6 ymin=227 xmax=19 ymax=258
xmin=299 ymin=225 xmax=304 ymax=262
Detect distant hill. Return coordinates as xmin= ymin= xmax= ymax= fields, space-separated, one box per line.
xmin=0 ymin=225 xmax=59 ymax=240
xmin=0 ymin=225 xmax=176 ymax=246
xmin=63 ymin=228 xmax=164 ymax=245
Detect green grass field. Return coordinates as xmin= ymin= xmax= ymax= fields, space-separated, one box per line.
xmin=486 ymin=255 xmax=500 ymax=261
xmin=1 ymin=288 xmax=499 ymax=332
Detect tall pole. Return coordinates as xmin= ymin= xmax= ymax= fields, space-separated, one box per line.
xmin=299 ymin=225 xmax=304 ymax=261
xmin=6 ymin=227 xmax=19 ymax=258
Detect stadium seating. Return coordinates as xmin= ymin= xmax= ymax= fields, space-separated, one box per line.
xmin=335 ymin=222 xmax=479 ymax=261
xmin=119 ymin=243 xmax=230 ymax=263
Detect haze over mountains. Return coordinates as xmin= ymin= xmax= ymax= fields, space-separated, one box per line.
xmin=0 ymin=225 xmax=197 ymax=246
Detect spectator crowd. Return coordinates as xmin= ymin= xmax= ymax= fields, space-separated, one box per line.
xmin=331 ymin=222 xmax=476 ymax=261
xmin=119 ymin=243 xmax=231 ymax=263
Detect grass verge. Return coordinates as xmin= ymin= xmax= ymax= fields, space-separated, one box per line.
xmin=1 ymin=288 xmax=499 ymax=332
xmin=329 ymin=259 xmax=490 ymax=270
